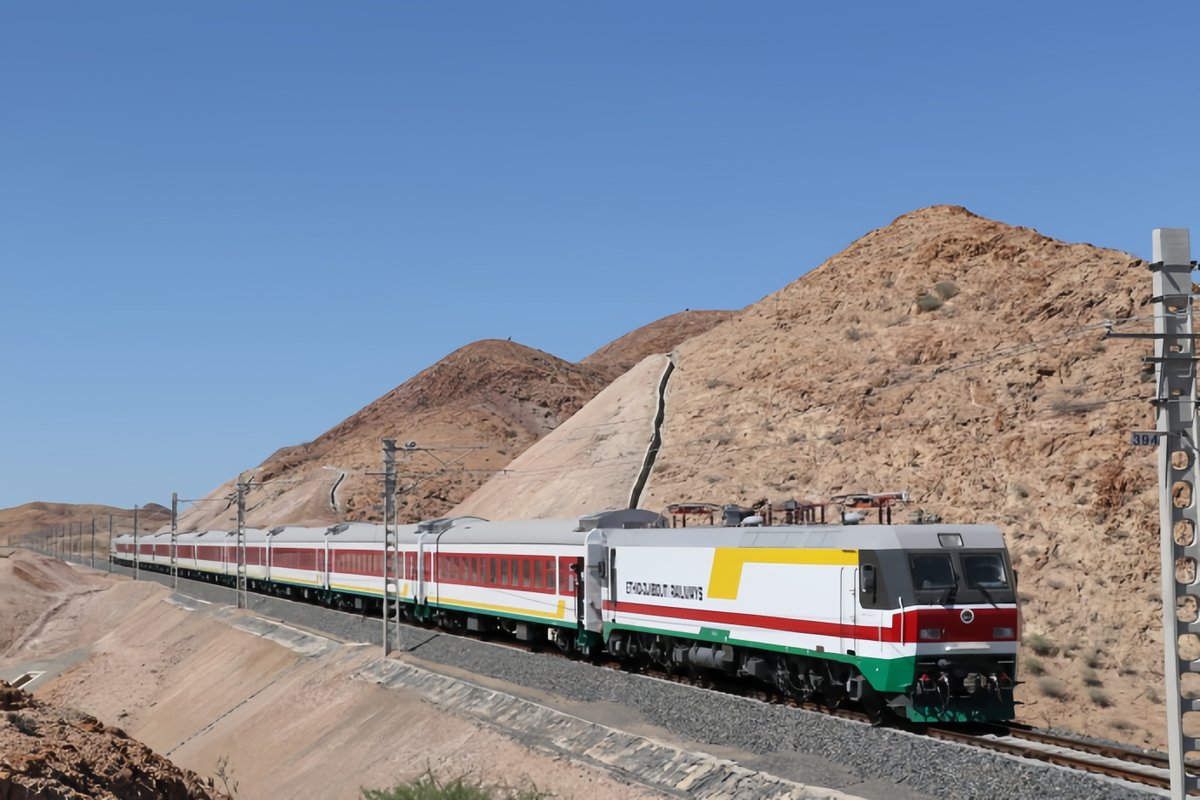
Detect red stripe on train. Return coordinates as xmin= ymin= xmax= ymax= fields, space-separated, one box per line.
xmin=604 ymin=601 xmax=1018 ymax=644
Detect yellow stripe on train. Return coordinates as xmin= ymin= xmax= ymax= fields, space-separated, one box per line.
xmin=437 ymin=597 xmax=568 ymax=620
xmin=706 ymin=548 xmax=858 ymax=600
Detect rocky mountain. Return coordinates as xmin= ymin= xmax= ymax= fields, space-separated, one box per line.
xmin=0 ymin=502 xmax=171 ymax=550
xmin=175 ymin=312 xmax=727 ymax=531
xmin=581 ymin=309 xmax=732 ymax=379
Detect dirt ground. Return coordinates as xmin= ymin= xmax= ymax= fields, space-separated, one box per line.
xmin=0 ymin=550 xmax=667 ymax=799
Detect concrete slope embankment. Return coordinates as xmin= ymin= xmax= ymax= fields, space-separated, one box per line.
xmin=454 ymin=354 xmax=669 ymax=520
xmin=14 ymin=575 xmax=668 ymax=800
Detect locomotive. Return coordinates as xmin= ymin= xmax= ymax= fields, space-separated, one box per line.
xmin=111 ymin=498 xmax=1018 ymax=723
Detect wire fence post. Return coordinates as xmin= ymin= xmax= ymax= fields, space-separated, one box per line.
xmin=382 ymin=439 xmax=396 ymax=656
xmin=236 ymin=476 xmax=247 ymax=609
xmin=107 ymin=514 xmax=113 ymax=573
xmin=133 ymin=505 xmax=140 ymax=581
xmin=171 ymin=491 xmax=178 ymax=589
xmin=90 ymin=518 xmax=95 ymax=568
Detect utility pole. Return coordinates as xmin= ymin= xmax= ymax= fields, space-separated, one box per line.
xmin=107 ymin=514 xmax=113 ymax=573
xmin=90 ymin=518 xmax=95 ymax=568
xmin=133 ymin=505 xmax=140 ymax=581
xmin=236 ymin=475 xmax=247 ymax=610
xmin=382 ymin=439 xmax=396 ymax=656
xmin=1151 ymin=228 xmax=1198 ymax=800
xmin=171 ymin=491 xmax=178 ymax=589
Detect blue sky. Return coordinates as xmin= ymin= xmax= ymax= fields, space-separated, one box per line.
xmin=2 ymin=2 xmax=1198 ymax=510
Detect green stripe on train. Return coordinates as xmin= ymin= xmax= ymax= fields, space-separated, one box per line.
xmin=603 ymin=621 xmax=917 ymax=693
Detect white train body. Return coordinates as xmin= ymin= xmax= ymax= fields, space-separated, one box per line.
xmin=112 ymin=509 xmax=1017 ymax=722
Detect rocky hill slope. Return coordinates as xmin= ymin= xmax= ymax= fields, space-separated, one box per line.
xmin=0 ymin=681 xmax=228 ymax=800
xmin=457 ymin=205 xmax=1162 ymax=746
xmin=0 ymin=502 xmax=170 ymax=550
xmin=582 ymin=310 xmax=732 ymax=379
xmin=639 ymin=205 xmax=1157 ymax=743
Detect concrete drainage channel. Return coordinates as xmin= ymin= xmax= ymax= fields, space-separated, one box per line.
xmin=9 ymin=672 xmax=44 ymax=690
xmin=169 ymin=594 xmax=850 ymax=800
xmin=359 ymin=658 xmax=849 ymax=800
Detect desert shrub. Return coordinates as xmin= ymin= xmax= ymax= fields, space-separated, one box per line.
xmin=1088 ymin=687 xmax=1112 ymax=708
xmin=1082 ymin=668 xmax=1102 ymax=687
xmin=1050 ymin=398 xmax=1102 ymax=416
xmin=1109 ymin=718 xmax=1134 ymax=733
xmin=705 ymin=377 xmax=722 ymax=389
xmin=760 ymin=419 xmax=775 ymax=432
xmin=787 ymin=432 xmax=806 ymax=445
xmin=1025 ymin=632 xmax=1058 ymax=657
xmin=1083 ymin=647 xmax=1104 ymax=669
xmin=362 ymin=772 xmax=548 ymax=800
xmin=916 ymin=294 xmax=944 ymax=313
xmin=714 ymin=431 xmax=733 ymax=446
xmin=1012 ymin=483 xmax=1030 ymax=500
xmin=844 ymin=327 xmax=862 ymax=342
xmin=1024 ymin=658 xmax=1046 ymax=677
xmin=1038 ymin=677 xmax=1068 ymax=699
xmin=934 ymin=280 xmax=960 ymax=300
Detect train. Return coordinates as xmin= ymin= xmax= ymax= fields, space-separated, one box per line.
xmin=110 ymin=499 xmax=1019 ymax=724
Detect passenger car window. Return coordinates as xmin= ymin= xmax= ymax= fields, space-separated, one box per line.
xmin=910 ymin=554 xmax=955 ymax=590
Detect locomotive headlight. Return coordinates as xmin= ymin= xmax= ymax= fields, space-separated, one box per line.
xmin=918 ymin=628 xmax=943 ymax=641
xmin=992 ymin=627 xmax=1014 ymax=639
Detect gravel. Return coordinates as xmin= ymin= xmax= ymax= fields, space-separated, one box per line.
xmin=84 ymin=556 xmax=1158 ymax=800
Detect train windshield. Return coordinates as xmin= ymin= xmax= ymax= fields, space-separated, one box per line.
xmin=962 ymin=553 xmax=1010 ymax=590
xmin=909 ymin=554 xmax=955 ymax=590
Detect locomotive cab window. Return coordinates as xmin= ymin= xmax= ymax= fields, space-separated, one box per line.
xmin=910 ymin=554 xmax=955 ymax=590
xmin=963 ymin=553 xmax=1009 ymax=590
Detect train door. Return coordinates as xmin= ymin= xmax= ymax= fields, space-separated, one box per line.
xmin=321 ymin=535 xmax=331 ymax=590
xmin=839 ymin=566 xmax=858 ymax=655
xmin=583 ymin=530 xmax=606 ymax=633
xmin=416 ymin=533 xmax=430 ymax=605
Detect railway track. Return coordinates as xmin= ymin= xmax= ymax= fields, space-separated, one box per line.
xmin=926 ymin=723 xmax=1177 ymax=794
xmin=507 ymin=636 xmax=1177 ymax=794
xmin=527 ymin=638 xmax=1178 ymax=794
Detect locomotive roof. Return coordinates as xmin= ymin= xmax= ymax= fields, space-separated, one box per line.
xmin=604 ymin=523 xmax=1005 ymax=550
